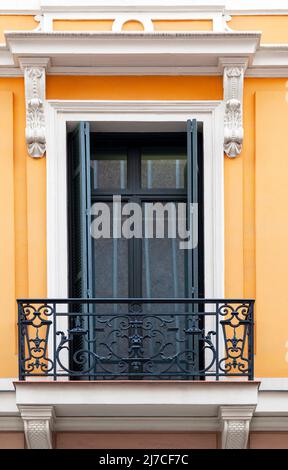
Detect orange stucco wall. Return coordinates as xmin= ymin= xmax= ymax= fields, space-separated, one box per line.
xmin=1 ymin=5 xmax=288 ymax=378
xmin=226 ymin=78 xmax=288 ymax=377
xmin=0 ymin=15 xmax=285 ymax=42
xmin=1 ymin=74 xmax=288 ymax=378
xmin=0 ymin=78 xmax=46 ymax=378
xmin=0 ymin=15 xmax=37 ymax=42
xmin=153 ymin=20 xmax=212 ymax=31
xmin=53 ymin=20 xmax=114 ymax=31
xmin=53 ymin=19 xmax=213 ymax=32
xmin=230 ymin=16 xmax=288 ymax=43
xmin=52 ymin=17 xmax=287 ymax=39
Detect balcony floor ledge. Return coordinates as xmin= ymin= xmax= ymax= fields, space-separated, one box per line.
xmin=13 ymin=380 xmax=259 ymax=419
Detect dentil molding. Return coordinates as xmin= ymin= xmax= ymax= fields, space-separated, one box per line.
xmin=220 ymin=58 xmax=248 ymax=158
xmin=19 ymin=405 xmax=55 ymax=449
xmin=219 ymin=405 xmax=255 ymax=449
xmin=19 ymin=58 xmax=50 ymax=158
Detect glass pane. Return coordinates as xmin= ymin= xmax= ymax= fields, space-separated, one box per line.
xmin=92 ymin=203 xmax=128 ymax=313
xmin=91 ymin=147 xmax=127 ymax=190
xmin=141 ymin=146 xmax=186 ymax=189
xmin=142 ymin=202 xmax=186 ymax=314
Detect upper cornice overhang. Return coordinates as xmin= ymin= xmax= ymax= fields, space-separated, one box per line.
xmin=3 ymin=30 xmax=261 ymax=73
xmin=0 ymin=31 xmax=287 ymax=77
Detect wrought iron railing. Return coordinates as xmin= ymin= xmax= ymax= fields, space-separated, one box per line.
xmin=17 ymin=298 xmax=254 ymax=380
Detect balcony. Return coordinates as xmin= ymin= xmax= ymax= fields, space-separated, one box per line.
xmin=17 ymin=298 xmax=254 ymax=381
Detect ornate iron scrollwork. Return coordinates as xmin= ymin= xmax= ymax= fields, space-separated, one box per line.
xmin=17 ymin=299 xmax=254 ymax=380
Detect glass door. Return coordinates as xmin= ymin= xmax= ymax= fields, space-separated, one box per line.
xmin=67 ymin=126 xmax=204 ymax=379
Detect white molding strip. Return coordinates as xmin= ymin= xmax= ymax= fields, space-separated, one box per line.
xmin=45 ymin=99 xmax=224 ymax=368
xmin=45 ymin=99 xmax=224 ymax=301
xmin=0 ymin=378 xmax=17 ymax=391
xmin=0 ymin=417 xmax=23 ymax=432
xmin=1 ymin=64 xmax=288 ymax=78
xmin=258 ymin=378 xmax=288 ymax=391
xmin=2 ymin=31 xmax=288 ymax=77
xmin=1 ymin=1 xmax=288 ymax=16
xmin=1 ymin=377 xmax=288 ymax=433
xmin=2 ymin=411 xmax=288 ymax=433
xmin=55 ymin=416 xmax=220 ymax=433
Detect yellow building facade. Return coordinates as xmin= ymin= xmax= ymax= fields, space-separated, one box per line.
xmin=0 ymin=0 xmax=288 ymax=450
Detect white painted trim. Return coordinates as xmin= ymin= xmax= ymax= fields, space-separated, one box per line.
xmin=2 ymin=30 xmax=260 ymax=79
xmin=46 ymin=99 xmax=225 ymax=372
xmin=40 ymin=1 xmax=226 ymax=14
xmin=47 ymin=12 xmax=223 ymax=20
xmin=251 ymin=417 xmax=288 ymax=432
xmin=2 ymin=378 xmax=288 ymax=432
xmin=0 ymin=378 xmax=17 ymax=391
xmin=1 ymin=65 xmax=288 ymax=78
xmin=0 ymin=417 xmax=23 ymax=432
xmin=220 ymin=58 xmax=247 ymax=158
xmin=112 ymin=15 xmax=154 ymax=33
xmin=6 ymin=29 xmax=288 ymax=77
xmin=219 ymin=405 xmax=254 ymax=449
xmin=3 ymin=414 xmax=288 ymax=434
xmin=258 ymin=378 xmax=288 ymax=391
xmin=246 ymin=68 xmax=288 ymax=77
xmin=20 ymin=405 xmax=54 ymax=449
xmin=1 ymin=414 xmax=284 ymax=434
xmin=44 ymin=66 xmax=222 ymax=76
xmin=1 ymin=1 xmax=288 ymax=16
xmin=14 ymin=381 xmax=259 ymax=407
xmin=54 ymin=416 xmax=220 ymax=432
xmin=46 ymin=99 xmax=224 ymax=300
xmin=0 ymin=376 xmax=282 ymax=393
xmin=20 ymin=57 xmax=49 ymax=158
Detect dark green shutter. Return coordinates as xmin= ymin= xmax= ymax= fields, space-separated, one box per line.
xmin=68 ymin=122 xmax=93 ymax=377
xmin=186 ymin=119 xmax=199 ymax=298
xmin=68 ymin=122 xmax=92 ymax=300
xmin=186 ymin=119 xmax=200 ymax=378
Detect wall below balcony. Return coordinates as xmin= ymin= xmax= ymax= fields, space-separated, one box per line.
xmin=0 ymin=432 xmax=25 ymax=449
xmin=55 ymin=432 xmax=218 ymax=449
xmin=249 ymin=432 xmax=288 ymax=449
xmin=0 ymin=75 xmax=288 ymax=378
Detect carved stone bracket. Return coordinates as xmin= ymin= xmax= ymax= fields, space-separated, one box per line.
xmin=219 ymin=405 xmax=255 ymax=449
xmin=19 ymin=405 xmax=55 ymax=449
xmin=19 ymin=58 xmax=50 ymax=158
xmin=219 ymin=58 xmax=248 ymax=158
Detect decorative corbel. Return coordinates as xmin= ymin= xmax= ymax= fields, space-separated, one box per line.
xmin=219 ymin=405 xmax=255 ymax=449
xmin=19 ymin=405 xmax=55 ymax=449
xmin=219 ymin=58 xmax=248 ymax=158
xmin=19 ymin=58 xmax=50 ymax=158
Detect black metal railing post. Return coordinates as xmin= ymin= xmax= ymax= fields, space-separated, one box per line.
xmin=248 ymin=300 xmax=255 ymax=381
xmin=17 ymin=302 xmax=25 ymax=381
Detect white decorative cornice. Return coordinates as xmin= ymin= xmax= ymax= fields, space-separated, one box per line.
xmin=219 ymin=58 xmax=248 ymax=158
xmin=19 ymin=57 xmax=49 ymax=158
xmin=19 ymin=405 xmax=55 ymax=449
xmin=219 ymin=405 xmax=255 ymax=449
xmin=1 ymin=1 xmax=288 ymax=15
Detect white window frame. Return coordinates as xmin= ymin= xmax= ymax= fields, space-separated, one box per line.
xmin=45 ymin=99 xmax=225 ymax=371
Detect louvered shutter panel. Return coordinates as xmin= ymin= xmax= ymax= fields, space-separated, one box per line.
xmin=68 ymin=122 xmax=92 ymax=300
xmin=186 ymin=119 xmax=199 ymax=298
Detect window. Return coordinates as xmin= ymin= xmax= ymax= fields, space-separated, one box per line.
xmin=67 ymin=123 xmax=204 ymax=378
